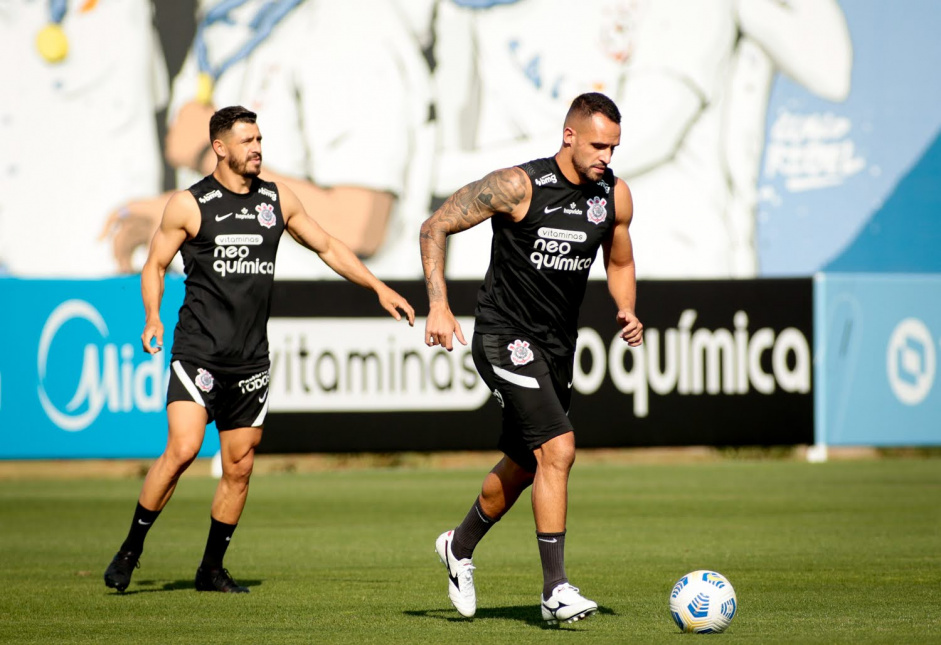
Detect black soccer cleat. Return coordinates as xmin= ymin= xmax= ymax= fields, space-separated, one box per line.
xmin=104 ymin=550 xmax=140 ymax=592
xmin=194 ymin=566 xmax=250 ymax=593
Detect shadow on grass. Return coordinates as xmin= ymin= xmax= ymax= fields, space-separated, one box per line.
xmin=105 ymin=578 xmax=263 ymax=594
xmin=405 ymin=605 xmax=614 ymax=628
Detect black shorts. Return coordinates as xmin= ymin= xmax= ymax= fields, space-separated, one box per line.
xmin=167 ymin=360 xmax=270 ymax=431
xmin=472 ymin=332 xmax=574 ymax=473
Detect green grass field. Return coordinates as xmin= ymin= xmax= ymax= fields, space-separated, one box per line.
xmin=1 ymin=458 xmax=939 ymax=644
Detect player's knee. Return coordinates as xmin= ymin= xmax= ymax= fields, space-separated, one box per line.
xmin=535 ymin=432 xmax=576 ymax=472
xmin=223 ymin=449 xmax=255 ymax=483
xmin=493 ymin=456 xmax=536 ymax=490
xmin=163 ymin=441 xmax=201 ymax=471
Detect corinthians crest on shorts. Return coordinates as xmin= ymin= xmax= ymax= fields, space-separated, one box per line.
xmin=195 ymin=367 xmax=215 ymax=392
xmin=586 ymin=196 xmax=607 ymax=224
xmin=508 ymin=339 xmax=534 ymax=366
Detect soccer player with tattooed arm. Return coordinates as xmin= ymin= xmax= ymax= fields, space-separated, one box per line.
xmin=420 ymin=92 xmax=643 ymax=623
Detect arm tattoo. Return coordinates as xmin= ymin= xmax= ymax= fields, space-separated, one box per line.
xmin=420 ymin=168 xmax=529 ymax=304
xmin=444 ymin=168 xmax=528 ymax=233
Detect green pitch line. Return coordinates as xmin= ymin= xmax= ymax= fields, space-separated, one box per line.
xmin=0 ymin=459 xmax=938 ymax=644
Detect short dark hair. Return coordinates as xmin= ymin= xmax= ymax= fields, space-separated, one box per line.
xmin=209 ymin=105 xmax=257 ymax=142
xmin=565 ymin=92 xmax=621 ymax=125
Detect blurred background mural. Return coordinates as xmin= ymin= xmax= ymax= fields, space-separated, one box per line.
xmin=2 ymin=0 xmax=939 ymax=280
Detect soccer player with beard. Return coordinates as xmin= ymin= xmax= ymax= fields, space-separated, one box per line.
xmin=421 ymin=93 xmax=643 ymax=623
xmin=104 ymin=106 xmax=415 ymax=593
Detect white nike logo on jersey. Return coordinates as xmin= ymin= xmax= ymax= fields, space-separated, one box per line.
xmin=544 ymin=206 xmax=562 ymax=214
xmin=215 ymin=212 xmax=233 ymax=221
xmin=258 ymin=390 xmax=268 ymax=404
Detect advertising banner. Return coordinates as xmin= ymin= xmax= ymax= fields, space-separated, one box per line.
xmin=0 ymin=277 xmax=220 ymax=459
xmin=260 ymin=279 xmax=814 ymax=453
xmin=2 ymin=278 xmax=812 ymax=458
xmin=814 ymin=273 xmax=941 ymax=446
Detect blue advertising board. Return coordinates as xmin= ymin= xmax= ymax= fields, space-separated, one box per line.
xmin=815 ymin=273 xmax=941 ymax=446
xmin=0 ymin=276 xmax=219 ymax=458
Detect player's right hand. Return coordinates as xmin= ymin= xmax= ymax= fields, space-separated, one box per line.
xmin=142 ymin=319 xmax=164 ymax=354
xmin=424 ymin=305 xmax=467 ymax=351
xmin=617 ymin=310 xmax=644 ymax=346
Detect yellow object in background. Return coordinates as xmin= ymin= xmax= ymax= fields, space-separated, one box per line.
xmin=36 ymin=23 xmax=69 ymax=63
xmin=196 ymin=72 xmax=215 ymax=105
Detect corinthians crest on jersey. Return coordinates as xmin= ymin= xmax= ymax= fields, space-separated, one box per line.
xmin=586 ymin=196 xmax=607 ymax=224
xmin=256 ymin=203 xmax=277 ymax=228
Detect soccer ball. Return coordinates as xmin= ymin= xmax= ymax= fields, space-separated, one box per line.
xmin=669 ymin=570 xmax=737 ymax=634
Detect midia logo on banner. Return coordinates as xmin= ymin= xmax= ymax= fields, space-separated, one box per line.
xmin=37 ymin=300 xmax=166 ymax=431
xmin=886 ymin=318 xmax=937 ymax=405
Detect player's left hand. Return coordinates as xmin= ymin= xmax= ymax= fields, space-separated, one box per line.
xmin=377 ymin=287 xmax=415 ymax=326
xmin=617 ymin=310 xmax=643 ymax=346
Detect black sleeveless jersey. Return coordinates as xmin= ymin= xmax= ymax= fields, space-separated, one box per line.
xmin=474 ymin=157 xmax=616 ymax=356
xmin=171 ymin=175 xmax=285 ymax=371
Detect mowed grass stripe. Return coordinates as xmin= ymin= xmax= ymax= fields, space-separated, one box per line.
xmin=0 ymin=460 xmax=938 ymax=644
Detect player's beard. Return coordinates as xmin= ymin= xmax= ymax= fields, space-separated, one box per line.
xmin=228 ymin=154 xmax=262 ymax=178
xmin=573 ymin=155 xmax=604 ymax=183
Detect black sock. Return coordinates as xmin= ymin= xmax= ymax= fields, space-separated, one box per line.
xmin=200 ymin=517 xmax=237 ymax=570
xmin=537 ymin=531 xmax=567 ymax=598
xmin=119 ymin=502 xmax=161 ymax=554
xmin=451 ymin=498 xmax=498 ymax=560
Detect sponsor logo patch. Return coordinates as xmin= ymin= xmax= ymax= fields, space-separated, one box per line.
xmin=508 ymin=339 xmax=534 ymax=366
xmin=195 ymin=368 xmax=215 ymax=392
xmin=537 ymin=227 xmax=587 ymax=243
xmin=530 ymin=233 xmax=593 ymax=272
xmin=238 ymin=369 xmax=270 ymax=394
xmin=563 ymin=201 xmax=583 ymax=216
xmin=198 ymin=189 xmax=222 ymax=204
xmin=212 ymin=234 xmax=273 ymax=277
xmin=586 ymin=196 xmax=608 ymax=224
xmin=236 ymin=207 xmax=255 ymax=220
xmin=597 ymin=179 xmax=611 ymax=194
xmin=535 ymin=173 xmax=557 ymax=186
xmin=258 ymin=186 xmax=278 ymax=202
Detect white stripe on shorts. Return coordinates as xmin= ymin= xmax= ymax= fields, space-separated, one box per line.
xmin=172 ymin=360 xmax=206 ymax=407
xmin=251 ymin=391 xmax=269 ymax=427
xmin=492 ymin=364 xmax=540 ymax=389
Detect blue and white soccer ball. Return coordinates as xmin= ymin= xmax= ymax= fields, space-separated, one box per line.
xmin=669 ymin=570 xmax=737 ymax=634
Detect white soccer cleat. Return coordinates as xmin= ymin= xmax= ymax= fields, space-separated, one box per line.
xmin=541 ymin=583 xmax=598 ymax=625
xmin=435 ymin=530 xmax=477 ymax=618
